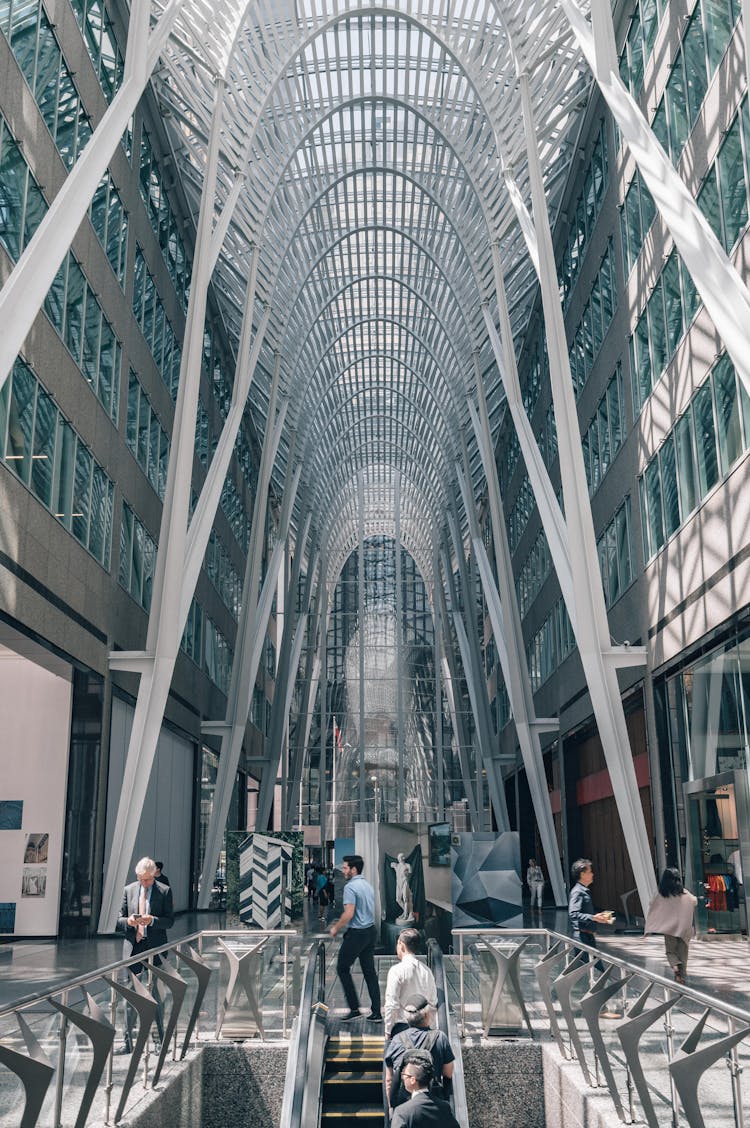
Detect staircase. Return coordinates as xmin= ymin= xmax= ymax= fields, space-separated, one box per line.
xmin=321 ymin=1032 xmax=385 ymax=1125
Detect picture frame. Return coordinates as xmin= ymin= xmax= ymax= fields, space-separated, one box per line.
xmin=428 ymin=821 xmax=452 ymax=867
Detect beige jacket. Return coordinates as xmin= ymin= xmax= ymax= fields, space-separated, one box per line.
xmin=644 ymin=890 xmax=697 ymax=943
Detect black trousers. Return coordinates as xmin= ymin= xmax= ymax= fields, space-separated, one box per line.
xmin=337 ymin=925 xmax=380 ymax=1013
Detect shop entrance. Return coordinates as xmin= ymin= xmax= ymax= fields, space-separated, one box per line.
xmin=685 ymin=772 xmax=750 ymax=935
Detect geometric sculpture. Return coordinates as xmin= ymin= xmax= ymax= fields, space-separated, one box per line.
xmin=451 ymin=832 xmax=522 ymax=927
xmin=239 ymin=833 xmax=294 ymax=929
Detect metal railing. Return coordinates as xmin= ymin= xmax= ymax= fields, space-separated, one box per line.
xmin=450 ymin=927 xmax=750 ymax=1128
xmin=0 ymin=929 xmax=299 ymax=1127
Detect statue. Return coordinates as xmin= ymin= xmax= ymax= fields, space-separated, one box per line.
xmin=391 ymin=852 xmax=414 ymax=923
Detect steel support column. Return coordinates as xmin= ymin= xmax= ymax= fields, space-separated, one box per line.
xmin=458 ymin=390 xmax=565 ymax=902
xmin=440 ymin=522 xmax=510 ymax=833
xmin=357 ymin=471 xmax=366 ymax=824
xmin=433 ymin=549 xmax=480 ymax=830
xmin=394 ymin=473 xmax=405 ymax=822
xmin=432 ymin=538 xmax=445 ymax=821
xmin=256 ymin=516 xmax=314 ymax=831
xmin=99 ymin=83 xmax=226 ymax=931
xmin=503 ymin=73 xmax=656 ymax=910
xmin=284 ymin=562 xmax=324 ymax=829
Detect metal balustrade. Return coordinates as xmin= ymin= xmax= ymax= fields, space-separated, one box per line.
xmin=0 ymin=929 xmax=299 ymax=1127
xmin=450 ymin=928 xmax=750 ymax=1128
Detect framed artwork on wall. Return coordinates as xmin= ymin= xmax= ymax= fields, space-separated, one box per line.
xmin=428 ymin=822 xmax=452 ymax=867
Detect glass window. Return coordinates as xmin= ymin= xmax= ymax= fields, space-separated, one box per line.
xmin=119 ymin=503 xmax=133 ymax=589
xmin=53 ymin=418 xmax=76 ymax=529
xmin=698 ymin=169 xmax=723 ymax=242
xmin=627 ymin=11 xmax=644 ymax=93
xmin=659 ymin=434 xmax=680 ymax=537
xmin=89 ymin=464 xmax=108 ymax=564
xmin=675 ymin=412 xmax=697 ymax=519
xmin=72 ymin=441 xmax=92 ymax=545
xmin=717 ymin=115 xmax=747 ymax=251
xmin=713 ymin=354 xmax=742 ymax=472
xmin=662 ymin=254 xmax=683 ymax=357
xmin=0 ymin=129 xmax=25 ymax=260
xmin=693 ymin=381 xmax=719 ymax=497
xmin=683 ymin=9 xmax=708 ymax=127
xmin=6 ymin=361 xmax=35 ymax=483
xmin=702 ymin=0 xmax=735 ymax=73
xmin=645 ymin=458 xmax=665 ymax=555
xmin=65 ymin=258 xmax=86 ymax=364
xmin=666 ymin=57 xmax=689 ymax=161
xmin=616 ymin=501 xmax=633 ymax=590
xmin=30 ymin=385 xmax=56 ymax=506
xmin=648 ymin=279 xmax=667 ymax=378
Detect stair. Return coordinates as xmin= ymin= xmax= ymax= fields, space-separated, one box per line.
xmin=321 ymin=1033 xmax=385 ymax=1125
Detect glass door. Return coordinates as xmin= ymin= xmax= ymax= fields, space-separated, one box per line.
xmin=685 ymin=772 xmax=749 ymax=934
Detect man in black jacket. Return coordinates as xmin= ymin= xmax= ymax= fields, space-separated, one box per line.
xmin=390 ymin=1053 xmax=460 ymax=1128
xmin=568 ymin=858 xmax=611 ymax=965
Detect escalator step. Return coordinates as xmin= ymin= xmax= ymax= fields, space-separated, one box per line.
xmin=321 ymin=1104 xmax=384 ymax=1121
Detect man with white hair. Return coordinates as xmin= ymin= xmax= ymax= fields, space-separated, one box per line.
xmin=119 ymin=856 xmax=174 ymax=963
xmin=116 ymin=856 xmax=174 ymax=1053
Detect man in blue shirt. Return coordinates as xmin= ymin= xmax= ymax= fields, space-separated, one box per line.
xmin=329 ymin=854 xmax=382 ymax=1021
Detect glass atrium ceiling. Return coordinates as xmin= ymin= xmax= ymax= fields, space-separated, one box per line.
xmin=151 ymin=0 xmax=592 ymax=584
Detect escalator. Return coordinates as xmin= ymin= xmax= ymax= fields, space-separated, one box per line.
xmin=283 ymin=939 xmax=469 ymax=1127
xmin=320 ymin=1032 xmax=384 ymax=1124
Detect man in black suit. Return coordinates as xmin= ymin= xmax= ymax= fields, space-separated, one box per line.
xmin=119 ymin=856 xmax=174 ymax=965
xmin=117 ymin=857 xmax=174 ymax=1051
xmin=390 ymin=1052 xmax=460 ymax=1127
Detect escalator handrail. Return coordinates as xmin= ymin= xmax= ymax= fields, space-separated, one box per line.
xmin=287 ymin=939 xmax=326 ymax=1128
xmin=427 ymin=938 xmax=470 ymax=1127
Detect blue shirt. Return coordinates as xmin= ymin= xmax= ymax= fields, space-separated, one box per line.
xmin=343 ymin=874 xmax=375 ymax=929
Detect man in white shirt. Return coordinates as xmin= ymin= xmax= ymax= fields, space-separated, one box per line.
xmin=384 ymin=928 xmax=438 ymax=1037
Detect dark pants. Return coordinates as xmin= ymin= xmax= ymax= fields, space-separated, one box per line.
xmin=573 ymin=930 xmax=604 ymax=974
xmin=337 ymin=925 xmax=380 ymax=1013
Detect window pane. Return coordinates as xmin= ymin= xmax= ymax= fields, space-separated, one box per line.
xmin=52 ymin=418 xmax=75 ymax=528
xmin=713 ymin=354 xmax=742 ymax=472
xmin=659 ymin=434 xmax=680 ymax=537
xmin=138 ymin=393 xmax=149 ymax=468
xmin=65 ymin=259 xmax=86 ymax=363
xmin=82 ymin=289 xmax=101 ymax=387
xmin=675 ymin=412 xmax=697 ymax=518
xmin=647 ymin=278 xmax=667 ymax=378
xmin=127 ymin=370 xmax=139 ymax=454
xmin=645 ymin=459 xmax=665 ymax=554
xmin=666 ymin=58 xmax=689 ymax=160
xmin=31 ymin=385 xmax=56 ymax=506
xmin=617 ymin=501 xmax=633 ymax=589
xmin=683 ymin=11 xmax=708 ymax=126
xmin=119 ymin=503 xmax=133 ymax=589
xmin=72 ymin=441 xmax=92 ymax=545
xmin=6 ymin=360 xmax=35 ymax=483
xmin=717 ymin=115 xmax=747 ymax=251
xmin=663 ymin=254 xmax=683 ymax=356
xmin=702 ymin=0 xmax=734 ymax=72
xmin=88 ymin=464 xmax=107 ymax=562
xmin=693 ymin=381 xmax=719 ymax=497
xmin=0 ymin=131 xmax=25 ymax=260
xmin=698 ymin=168 xmax=723 ymax=243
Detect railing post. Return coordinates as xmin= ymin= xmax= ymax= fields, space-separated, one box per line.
xmin=283 ymin=934 xmax=289 ymax=1039
xmin=52 ymin=989 xmax=68 ymax=1127
xmin=105 ymin=982 xmax=117 ymax=1124
xmin=459 ymin=933 xmax=466 ymax=1037
xmin=728 ymin=1017 xmax=746 ymax=1128
xmin=663 ymin=993 xmax=679 ymax=1128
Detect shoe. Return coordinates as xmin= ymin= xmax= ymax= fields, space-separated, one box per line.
xmin=368 ymin=1013 xmax=383 ymax=1022
xmin=599 ymin=1010 xmax=622 ymax=1020
xmin=340 ymin=1010 xmax=362 ymax=1021
xmin=114 ymin=1042 xmax=132 ymax=1055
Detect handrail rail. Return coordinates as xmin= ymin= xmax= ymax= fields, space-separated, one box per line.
xmin=428 ymin=938 xmax=470 ymax=1128
xmin=452 ymin=926 xmax=750 ymax=1024
xmin=0 ymin=927 xmax=298 ymax=1020
xmin=287 ymin=940 xmax=325 ymax=1128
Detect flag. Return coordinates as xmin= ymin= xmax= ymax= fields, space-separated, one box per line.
xmin=333 ymin=717 xmax=344 ymax=753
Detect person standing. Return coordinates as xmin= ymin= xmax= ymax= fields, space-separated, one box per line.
xmin=316 ymin=867 xmax=330 ymax=922
xmin=117 ymin=857 xmax=174 ymax=1052
xmin=389 ymin=1052 xmax=460 ymax=1128
xmin=384 ymin=995 xmax=454 ymax=1112
xmin=306 ymin=864 xmax=317 ymax=900
xmin=329 ymin=854 xmax=382 ymax=1021
xmin=526 ymin=858 xmax=545 ymax=911
xmin=644 ymin=867 xmax=697 ymax=984
xmin=154 ymin=861 xmax=170 ymax=886
xmin=568 ymin=858 xmax=611 ymax=961
xmin=384 ymin=928 xmax=438 ymax=1037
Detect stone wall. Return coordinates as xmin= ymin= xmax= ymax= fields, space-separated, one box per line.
xmin=463 ymin=1041 xmax=545 ymax=1128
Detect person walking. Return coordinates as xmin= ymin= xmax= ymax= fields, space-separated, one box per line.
xmin=644 ymin=867 xmax=697 ymax=984
xmin=329 ymin=854 xmax=382 ymax=1021
xmin=316 ymin=867 xmax=330 ymax=922
xmin=568 ymin=858 xmax=612 ymax=964
xmin=526 ymin=858 xmax=545 ymax=911
xmin=389 ymin=1052 xmax=460 ymax=1128
xmin=384 ymin=928 xmax=438 ymax=1037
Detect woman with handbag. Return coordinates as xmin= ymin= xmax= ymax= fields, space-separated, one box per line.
xmin=644 ymin=868 xmax=697 ymax=985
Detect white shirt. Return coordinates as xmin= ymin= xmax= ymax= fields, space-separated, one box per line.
xmin=384 ymin=954 xmax=438 ymax=1035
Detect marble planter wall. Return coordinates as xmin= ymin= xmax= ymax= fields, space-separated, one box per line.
xmin=463 ymin=1042 xmax=545 ymax=1128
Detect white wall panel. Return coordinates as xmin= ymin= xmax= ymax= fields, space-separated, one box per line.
xmin=105 ymin=697 xmax=194 ymax=913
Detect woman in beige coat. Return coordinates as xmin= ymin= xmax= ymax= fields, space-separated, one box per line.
xmin=644 ymin=868 xmax=697 ymax=984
